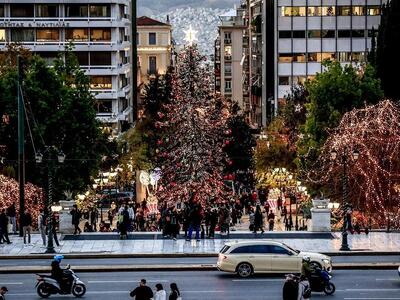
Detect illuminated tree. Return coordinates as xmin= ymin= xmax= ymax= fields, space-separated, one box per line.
xmin=311 ymin=100 xmax=400 ymax=227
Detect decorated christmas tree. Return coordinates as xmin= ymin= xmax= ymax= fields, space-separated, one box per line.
xmin=156 ymin=45 xmax=231 ymax=206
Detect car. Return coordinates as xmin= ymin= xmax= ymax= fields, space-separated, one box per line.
xmin=217 ymin=240 xmax=332 ymax=278
xmin=97 ymin=192 xmax=134 ymax=208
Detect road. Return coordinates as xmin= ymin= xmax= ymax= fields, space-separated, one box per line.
xmin=0 ymin=255 xmax=399 ymax=267
xmin=0 ymin=270 xmax=399 ymax=300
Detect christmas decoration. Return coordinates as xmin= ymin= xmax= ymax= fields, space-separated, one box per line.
xmin=0 ymin=174 xmax=44 ymax=227
xmin=311 ymin=100 xmax=400 ymax=226
xmin=156 ymin=44 xmax=230 ymax=206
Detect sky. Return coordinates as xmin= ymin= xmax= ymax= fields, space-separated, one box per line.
xmin=138 ymin=0 xmax=238 ymax=16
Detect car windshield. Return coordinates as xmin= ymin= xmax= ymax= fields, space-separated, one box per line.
xmin=283 ymin=243 xmax=300 ymax=254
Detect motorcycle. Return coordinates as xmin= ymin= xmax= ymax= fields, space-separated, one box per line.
xmin=309 ymin=268 xmax=336 ymax=295
xmin=35 ymin=265 xmax=86 ymax=298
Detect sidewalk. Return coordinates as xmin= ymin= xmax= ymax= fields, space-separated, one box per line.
xmin=1 ymin=232 xmax=400 ymax=256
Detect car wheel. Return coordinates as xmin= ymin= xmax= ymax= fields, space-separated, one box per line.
xmin=236 ymin=262 xmax=253 ymax=278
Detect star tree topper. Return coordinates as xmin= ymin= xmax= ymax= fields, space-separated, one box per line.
xmin=184 ymin=25 xmax=198 ymax=45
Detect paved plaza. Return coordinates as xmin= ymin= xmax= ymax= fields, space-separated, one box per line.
xmin=1 ymin=232 xmax=400 ymax=256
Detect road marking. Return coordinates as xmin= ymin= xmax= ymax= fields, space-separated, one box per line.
xmin=0 ymin=282 xmax=23 ymax=285
xmin=88 ymin=280 xmax=169 ymax=283
xmin=346 ymin=289 xmax=400 ymax=292
xmin=232 ymin=279 xmax=283 ymax=282
xmin=8 ymin=290 xmax=225 ymax=296
xmin=345 ymin=298 xmax=400 ymax=300
xmin=376 ymin=278 xmax=398 ymax=281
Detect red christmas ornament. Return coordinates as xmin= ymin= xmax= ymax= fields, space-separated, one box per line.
xmin=225 ymin=140 xmax=230 ymax=145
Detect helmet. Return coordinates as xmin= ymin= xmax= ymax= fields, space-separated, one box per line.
xmin=53 ymin=255 xmax=64 ymax=263
xmin=302 ymin=256 xmax=311 ymax=263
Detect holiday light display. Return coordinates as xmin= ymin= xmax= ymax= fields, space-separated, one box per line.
xmin=311 ymin=100 xmax=400 ymax=226
xmin=155 ymin=45 xmax=231 ymax=206
xmin=0 ymin=174 xmax=44 ymax=227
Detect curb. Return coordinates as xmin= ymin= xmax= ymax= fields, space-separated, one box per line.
xmin=0 ymin=251 xmax=399 ymax=260
xmin=0 ymin=263 xmax=398 ymax=274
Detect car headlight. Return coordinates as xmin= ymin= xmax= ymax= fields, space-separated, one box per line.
xmin=322 ymin=259 xmax=331 ymax=264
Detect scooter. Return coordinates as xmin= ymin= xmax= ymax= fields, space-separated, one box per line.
xmin=35 ymin=265 xmax=86 ymax=298
xmin=309 ymin=268 xmax=336 ymax=295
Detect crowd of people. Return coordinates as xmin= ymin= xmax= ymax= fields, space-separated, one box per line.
xmin=130 ymin=279 xmax=181 ymax=300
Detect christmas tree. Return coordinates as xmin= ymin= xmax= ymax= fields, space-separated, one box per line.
xmin=156 ymin=45 xmax=230 ymax=206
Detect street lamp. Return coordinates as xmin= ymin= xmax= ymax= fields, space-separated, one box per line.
xmin=36 ymin=147 xmax=65 ymax=254
xmin=330 ymin=148 xmax=360 ymax=251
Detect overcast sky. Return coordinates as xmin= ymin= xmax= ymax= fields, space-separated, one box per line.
xmin=138 ymin=0 xmax=238 ymax=16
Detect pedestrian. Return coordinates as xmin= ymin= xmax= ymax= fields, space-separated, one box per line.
xmin=38 ymin=209 xmax=47 ymax=246
xmin=90 ymin=208 xmax=98 ymax=232
xmin=6 ymin=203 xmax=16 ymax=234
xmin=154 ymin=283 xmax=167 ymax=300
xmin=297 ymin=275 xmax=311 ymax=300
xmin=267 ymin=210 xmax=275 ymax=231
xmin=253 ymin=205 xmax=264 ymax=234
xmin=51 ymin=213 xmax=60 ymax=247
xmin=0 ymin=209 xmax=11 ymax=244
xmin=70 ymin=205 xmax=82 ymax=235
xmin=0 ymin=286 xmax=8 ymax=300
xmin=169 ymin=283 xmax=181 ymax=300
xmin=118 ymin=206 xmax=129 ymax=239
xmin=208 ymin=207 xmax=218 ymax=238
xmin=129 ymin=279 xmax=153 ymax=300
xmin=21 ymin=209 xmax=32 ymax=244
xmin=186 ymin=200 xmax=202 ymax=242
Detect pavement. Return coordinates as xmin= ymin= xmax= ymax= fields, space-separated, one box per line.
xmin=1 ymin=270 xmax=400 ymax=300
xmin=1 ymin=231 xmax=400 ymax=257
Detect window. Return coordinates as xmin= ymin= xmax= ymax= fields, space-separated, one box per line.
xmin=352 ymin=6 xmax=365 ymax=16
xmin=308 ymin=7 xmax=321 ymax=16
xmin=224 ymin=46 xmax=232 ymax=60
xmin=279 ymin=31 xmax=291 ymax=39
xmin=293 ymin=53 xmax=306 ymax=62
xmin=351 ymin=52 xmax=366 ymax=62
xmin=321 ymin=52 xmax=336 ymax=61
xmin=338 ymin=52 xmax=351 ymax=62
xmin=338 ymin=6 xmax=352 ymax=16
xmin=36 ymin=4 xmax=58 ymax=17
xmin=35 ymin=52 xmax=58 ymax=65
xmin=65 ymin=28 xmax=88 ymax=41
xmin=136 ymin=32 xmax=139 ymax=45
xmin=220 ymin=245 xmax=231 ymax=254
xmin=90 ymin=76 xmax=112 ymax=90
xmin=90 ymin=52 xmax=111 ymax=65
xmin=36 ymin=29 xmax=59 ymax=41
xmin=309 ymin=29 xmax=335 ymax=39
xmin=279 ymin=53 xmax=293 ymax=63
xmin=10 ymin=4 xmax=34 ymax=17
xmin=120 ymin=74 xmax=128 ymax=88
xmin=65 ymin=4 xmax=88 ymax=17
xmin=352 ymin=30 xmax=365 ymax=38
xmin=224 ymin=63 xmax=232 ymax=76
xmin=269 ymin=245 xmax=291 ymax=255
xmin=279 ymin=76 xmax=290 ymax=85
xmin=11 ymin=29 xmax=34 ymax=42
xmin=307 ymin=53 xmax=318 ymax=62
xmin=149 ymin=32 xmax=156 ymax=45
xmin=95 ymin=100 xmax=112 ymax=113
xmin=89 ymin=5 xmax=111 ymax=17
xmin=308 ymin=30 xmax=322 ymax=38
xmin=368 ymin=29 xmax=378 ymax=38
xmin=338 ymin=30 xmax=352 ymax=38
xmin=224 ymin=32 xmax=232 ymax=44
xmin=291 ymin=7 xmax=306 ymax=17
xmin=1 ymin=4 xmax=5 ymax=17
xmin=225 ymin=80 xmax=232 ymax=92
xmin=322 ymin=6 xmax=336 ymax=16
xmin=293 ymin=31 xmax=306 ymax=39
xmin=119 ymin=4 xmax=126 ymax=19
xmin=90 ymin=28 xmax=111 ymax=41
xmin=0 ymin=29 xmax=5 ymax=42
xmin=368 ymin=6 xmax=381 ymax=16
xmin=149 ymin=56 xmax=157 ymax=74
xmin=293 ymin=76 xmax=307 ymax=85
xmin=321 ymin=30 xmax=335 ymax=38
xmin=75 ymin=52 xmax=89 ymax=65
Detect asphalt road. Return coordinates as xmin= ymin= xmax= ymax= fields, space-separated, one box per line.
xmin=0 ymin=270 xmax=399 ymax=300
xmin=0 ymin=255 xmax=399 ymax=267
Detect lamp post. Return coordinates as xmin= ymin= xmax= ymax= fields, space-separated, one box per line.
xmin=35 ymin=147 xmax=65 ymax=254
xmin=330 ymin=148 xmax=359 ymax=251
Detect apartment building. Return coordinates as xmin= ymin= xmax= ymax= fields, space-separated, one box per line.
xmin=0 ymin=1 xmax=132 ymax=136
xmin=265 ymin=0 xmax=386 ymax=122
xmin=215 ymin=7 xmax=248 ymax=110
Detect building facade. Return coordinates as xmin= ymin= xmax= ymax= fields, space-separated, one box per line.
xmin=215 ymin=7 xmax=248 ymax=110
xmin=0 ymin=1 xmax=132 ymax=136
xmin=265 ymin=0 xmax=386 ymax=121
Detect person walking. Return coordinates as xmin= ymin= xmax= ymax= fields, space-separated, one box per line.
xmin=70 ymin=205 xmax=82 ymax=235
xmin=89 ymin=208 xmax=98 ymax=232
xmin=129 ymin=279 xmax=153 ymax=300
xmin=0 ymin=209 xmax=11 ymax=244
xmin=169 ymin=283 xmax=181 ymax=300
xmin=186 ymin=201 xmax=202 ymax=242
xmin=118 ymin=206 xmax=129 ymax=239
xmin=51 ymin=213 xmax=60 ymax=247
xmin=38 ymin=209 xmax=47 ymax=246
xmin=0 ymin=286 xmax=8 ymax=300
xmin=208 ymin=207 xmax=218 ymax=239
xmin=6 ymin=203 xmax=16 ymax=234
xmin=267 ymin=210 xmax=275 ymax=231
xmin=21 ymin=209 xmax=32 ymax=244
xmin=253 ymin=205 xmax=264 ymax=234
xmin=154 ymin=283 xmax=167 ymax=300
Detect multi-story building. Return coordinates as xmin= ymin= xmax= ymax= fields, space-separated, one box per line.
xmin=0 ymin=1 xmax=132 ymax=136
xmin=264 ymin=0 xmax=386 ymax=124
xmin=215 ymin=7 xmax=248 ymax=110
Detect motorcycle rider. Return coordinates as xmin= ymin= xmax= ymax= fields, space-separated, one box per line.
xmin=0 ymin=286 xmax=8 ymax=300
xmin=51 ymin=255 xmax=68 ymax=292
xmin=301 ymin=256 xmax=313 ymax=279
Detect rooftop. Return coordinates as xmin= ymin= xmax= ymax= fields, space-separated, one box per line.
xmin=137 ymin=16 xmax=170 ymax=27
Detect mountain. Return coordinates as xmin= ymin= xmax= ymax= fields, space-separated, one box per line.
xmin=150 ymin=7 xmax=230 ymax=57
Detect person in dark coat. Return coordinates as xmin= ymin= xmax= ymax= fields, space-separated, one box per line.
xmin=21 ymin=210 xmax=32 ymax=244
xmin=130 ymin=279 xmax=153 ymax=300
xmin=70 ymin=205 xmax=81 ymax=235
xmin=0 ymin=209 xmax=11 ymax=244
xmin=186 ymin=202 xmax=202 ymax=241
xmin=169 ymin=283 xmax=181 ymax=300
xmin=253 ymin=205 xmax=264 ymax=233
